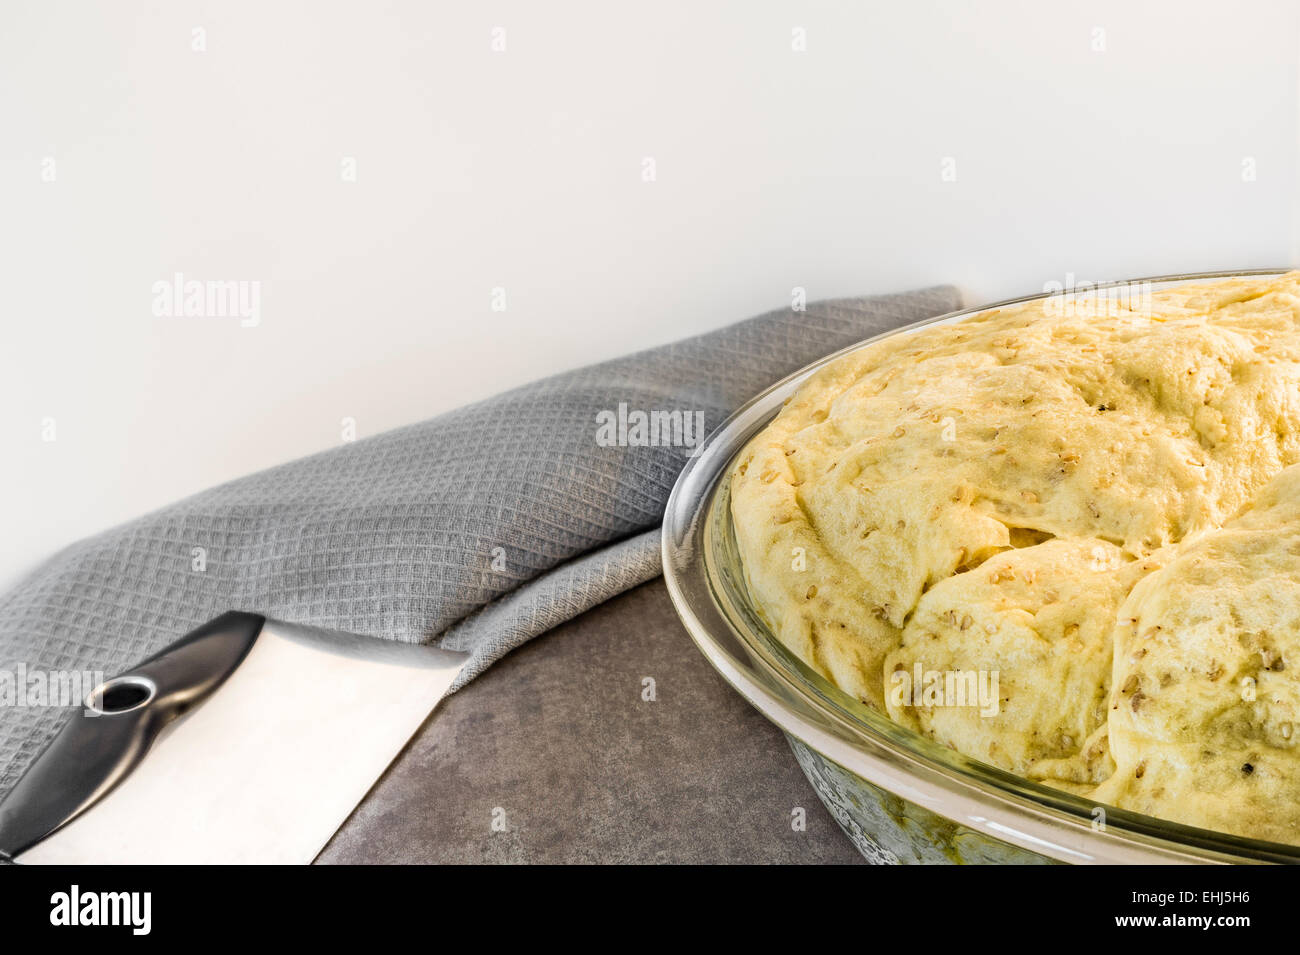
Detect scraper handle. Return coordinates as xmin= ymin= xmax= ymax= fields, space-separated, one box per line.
xmin=0 ymin=611 xmax=265 ymax=860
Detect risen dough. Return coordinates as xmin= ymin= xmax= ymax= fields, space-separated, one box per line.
xmin=730 ymin=272 xmax=1300 ymax=842
xmin=1095 ymin=465 xmax=1300 ymax=844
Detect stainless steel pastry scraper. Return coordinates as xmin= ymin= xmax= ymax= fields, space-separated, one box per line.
xmin=0 ymin=611 xmax=465 ymax=864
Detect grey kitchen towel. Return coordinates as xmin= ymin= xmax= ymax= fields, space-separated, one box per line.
xmin=0 ymin=284 xmax=962 ymax=797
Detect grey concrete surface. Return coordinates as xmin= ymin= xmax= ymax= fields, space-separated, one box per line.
xmin=317 ymin=577 xmax=863 ymax=864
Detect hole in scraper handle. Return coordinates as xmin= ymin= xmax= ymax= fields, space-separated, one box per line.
xmin=88 ymin=676 xmax=156 ymax=714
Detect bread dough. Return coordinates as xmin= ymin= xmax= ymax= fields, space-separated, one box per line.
xmin=1094 ymin=465 xmax=1300 ymax=844
xmin=730 ymin=272 xmax=1300 ymax=842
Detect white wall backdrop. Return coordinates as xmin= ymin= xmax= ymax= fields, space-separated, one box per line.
xmin=3 ymin=0 xmax=1299 ymax=590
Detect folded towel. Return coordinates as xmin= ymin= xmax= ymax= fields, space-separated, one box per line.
xmin=0 ymin=285 xmax=962 ymax=796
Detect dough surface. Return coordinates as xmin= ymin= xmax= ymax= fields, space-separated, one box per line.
xmin=730 ymin=272 xmax=1300 ymax=843
xmin=1095 ymin=465 xmax=1300 ymax=844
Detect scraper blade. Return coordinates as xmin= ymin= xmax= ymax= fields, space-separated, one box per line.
xmin=0 ymin=612 xmax=465 ymax=864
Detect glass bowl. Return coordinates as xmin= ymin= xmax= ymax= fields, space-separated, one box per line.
xmin=662 ymin=268 xmax=1300 ymax=864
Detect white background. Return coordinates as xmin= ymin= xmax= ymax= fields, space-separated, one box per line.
xmin=2 ymin=0 xmax=1298 ymax=590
